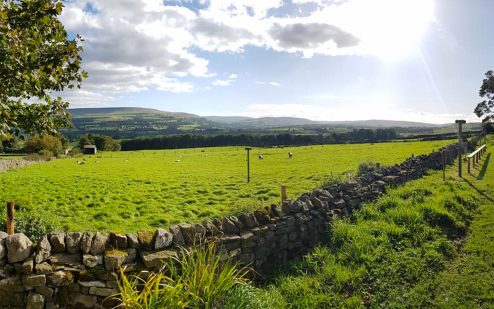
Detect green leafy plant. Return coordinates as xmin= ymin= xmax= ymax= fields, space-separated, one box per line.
xmin=115 ymin=269 xmax=187 ymax=309
xmin=319 ymin=172 xmax=344 ymax=188
xmin=0 ymin=209 xmax=59 ymax=241
xmin=355 ymin=160 xmax=377 ymax=177
xmin=113 ymin=242 xmax=249 ymax=309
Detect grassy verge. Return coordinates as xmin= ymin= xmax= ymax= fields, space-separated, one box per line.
xmin=244 ymin=138 xmax=494 ymax=308
xmin=432 ymin=140 xmax=494 ymax=307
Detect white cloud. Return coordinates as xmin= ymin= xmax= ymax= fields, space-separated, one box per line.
xmin=241 ymin=103 xmax=474 ymax=124
xmin=61 ymin=0 xmax=434 ymax=102
xmin=212 ymin=79 xmax=233 ymax=86
xmin=270 ymin=22 xmax=359 ymax=49
xmin=212 ymin=74 xmax=238 ymax=87
xmin=256 ymin=81 xmax=281 ymax=86
xmin=61 ymin=1 xmax=206 ymax=96
xmin=58 ymin=89 xmax=116 ymax=107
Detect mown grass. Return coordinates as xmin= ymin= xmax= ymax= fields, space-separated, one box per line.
xmin=0 ymin=140 xmax=451 ymax=232
xmin=249 ymin=139 xmax=494 ymax=308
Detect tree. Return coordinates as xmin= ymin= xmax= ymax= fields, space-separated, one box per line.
xmin=78 ymin=134 xmax=121 ymax=151
xmin=24 ymin=134 xmax=62 ymax=154
xmin=474 ymin=70 xmax=494 ymax=123
xmin=0 ymin=0 xmax=86 ymax=138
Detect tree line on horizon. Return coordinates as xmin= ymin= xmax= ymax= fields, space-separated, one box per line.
xmin=120 ymin=128 xmax=398 ymax=151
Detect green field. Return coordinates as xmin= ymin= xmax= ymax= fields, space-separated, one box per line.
xmin=0 ymin=140 xmax=452 ymax=232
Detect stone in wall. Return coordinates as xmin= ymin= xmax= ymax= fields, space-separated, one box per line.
xmin=6 ymin=233 xmax=33 ymax=263
xmin=91 ymin=232 xmax=110 ymax=255
xmin=0 ymin=231 xmax=7 ymax=260
xmin=35 ymin=236 xmax=51 ymax=264
xmin=66 ymin=232 xmax=83 ymax=254
xmin=49 ymin=232 xmax=66 ymax=253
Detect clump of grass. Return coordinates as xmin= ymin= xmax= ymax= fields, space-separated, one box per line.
xmin=223 ymin=283 xmax=286 ymax=309
xmin=319 ymin=172 xmax=344 ymax=188
xmin=115 ymin=270 xmax=186 ymax=309
xmin=355 ymin=160 xmax=377 ymax=177
xmin=113 ymin=242 xmax=249 ymax=309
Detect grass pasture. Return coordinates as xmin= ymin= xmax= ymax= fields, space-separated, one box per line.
xmin=0 ymin=140 xmax=452 ymax=232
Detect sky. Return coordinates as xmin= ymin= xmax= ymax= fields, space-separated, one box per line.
xmin=59 ymin=0 xmax=494 ymax=124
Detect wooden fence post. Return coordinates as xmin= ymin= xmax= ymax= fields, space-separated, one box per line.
xmin=281 ymin=185 xmax=287 ymax=203
xmin=6 ymin=201 xmax=15 ymax=235
xmin=245 ymin=147 xmax=252 ymax=183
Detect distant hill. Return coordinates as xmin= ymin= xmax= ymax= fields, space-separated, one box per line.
xmin=205 ymin=116 xmax=440 ymax=129
xmin=64 ymin=107 xmax=478 ymax=140
xmin=64 ymin=107 xmax=222 ymax=139
xmin=320 ymin=119 xmax=441 ymax=128
xmin=204 ymin=116 xmax=317 ymax=128
xmin=69 ymin=107 xmax=198 ymax=119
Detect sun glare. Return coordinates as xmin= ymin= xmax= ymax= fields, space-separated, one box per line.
xmin=362 ymin=0 xmax=434 ymax=61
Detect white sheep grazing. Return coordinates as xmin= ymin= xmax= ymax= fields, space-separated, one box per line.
xmin=258 ymin=154 xmax=264 ymax=160
xmin=288 ymin=152 xmax=293 ymax=159
xmin=77 ymin=161 xmax=85 ymax=165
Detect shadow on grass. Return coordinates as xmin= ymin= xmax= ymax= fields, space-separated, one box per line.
xmin=463 ymin=178 xmax=494 ymax=204
xmin=476 ymin=153 xmax=491 ymax=180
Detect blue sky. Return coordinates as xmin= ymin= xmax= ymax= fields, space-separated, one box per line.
xmin=60 ymin=0 xmax=494 ymax=123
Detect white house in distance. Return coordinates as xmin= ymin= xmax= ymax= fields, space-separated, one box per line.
xmin=83 ymin=144 xmax=97 ymax=155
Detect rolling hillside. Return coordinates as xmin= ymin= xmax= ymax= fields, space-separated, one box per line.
xmin=64 ymin=107 xmax=481 ymax=140
xmin=64 ymin=107 xmax=223 ymax=139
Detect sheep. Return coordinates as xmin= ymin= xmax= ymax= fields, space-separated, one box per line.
xmin=288 ymin=152 xmax=293 ymax=159
xmin=258 ymin=154 xmax=264 ymax=160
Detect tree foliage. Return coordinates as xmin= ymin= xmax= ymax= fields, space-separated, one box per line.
xmin=121 ymin=129 xmax=398 ymax=151
xmin=24 ymin=134 xmax=63 ymax=154
xmin=79 ymin=134 xmax=121 ymax=151
xmin=474 ymin=70 xmax=494 ymax=123
xmin=0 ymin=0 xmax=86 ymax=138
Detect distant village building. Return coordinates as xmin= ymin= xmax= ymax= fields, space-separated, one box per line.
xmin=83 ymin=145 xmax=97 ymax=155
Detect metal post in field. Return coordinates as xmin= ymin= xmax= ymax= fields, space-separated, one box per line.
xmin=245 ymin=147 xmax=252 ymax=183
xmin=6 ymin=201 xmax=15 ymax=235
xmin=455 ymin=120 xmax=466 ymax=177
xmin=281 ymin=184 xmax=287 ymax=203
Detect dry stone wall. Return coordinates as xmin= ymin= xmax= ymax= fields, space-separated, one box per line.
xmin=0 ymin=160 xmax=41 ymax=173
xmin=0 ymin=141 xmax=468 ymax=308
